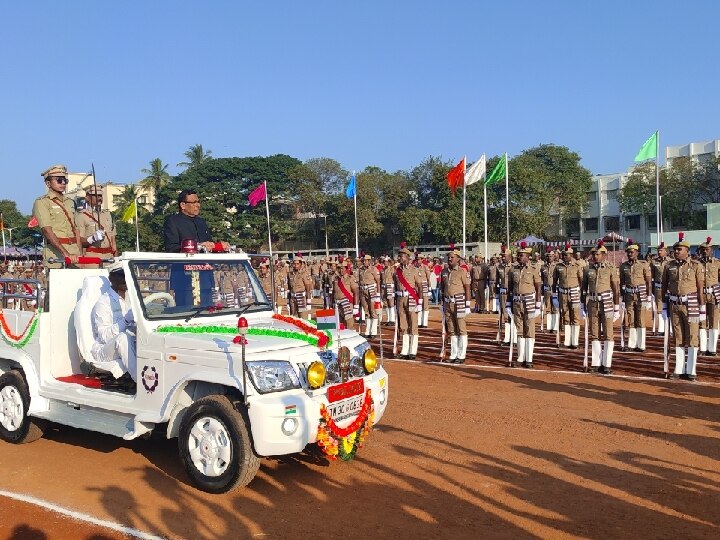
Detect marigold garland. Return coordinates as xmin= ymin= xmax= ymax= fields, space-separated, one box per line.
xmin=0 ymin=309 xmax=41 ymax=349
xmin=156 ymin=323 xmax=330 ymax=348
xmin=317 ymin=389 xmax=375 ymax=461
xmin=271 ymin=313 xmax=332 ymax=349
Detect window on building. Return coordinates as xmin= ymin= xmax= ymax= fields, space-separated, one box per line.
xmin=565 ymin=218 xmax=580 ymax=238
xmin=138 ymin=196 xmax=147 ymax=205
xmin=605 ymin=189 xmax=618 ymax=201
xmin=584 ymin=217 xmax=598 ymax=232
xmin=604 ymin=216 xmax=620 ymax=232
xmin=625 ymin=215 xmax=641 ymax=230
xmin=587 ymin=192 xmax=597 ymax=201
xmin=646 ymin=214 xmax=657 ymax=230
xmin=112 ymin=194 xmax=122 ymax=205
xmin=671 ymin=214 xmax=687 ymax=228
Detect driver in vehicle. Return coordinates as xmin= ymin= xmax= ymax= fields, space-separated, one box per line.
xmin=91 ymin=265 xmax=137 ymax=381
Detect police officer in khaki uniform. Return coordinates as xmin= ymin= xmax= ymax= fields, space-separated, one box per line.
xmin=582 ymin=241 xmax=620 ymax=373
xmin=698 ymin=237 xmax=720 ymax=356
xmin=662 ymin=233 xmax=705 ymax=380
xmin=486 ymin=257 xmax=498 ymax=312
xmin=32 ymin=164 xmax=82 ymax=268
xmin=359 ymin=254 xmax=381 ymax=339
xmin=470 ymin=255 xmax=487 ymax=313
xmin=274 ymin=258 xmax=289 ymax=314
xmin=75 ymin=185 xmax=117 ymax=264
xmin=553 ymin=244 xmax=583 ymax=349
xmin=441 ymin=247 xmax=472 ymax=363
xmin=381 ymin=257 xmax=396 ymax=326
xmin=619 ymin=239 xmax=652 ymax=353
xmin=496 ymin=246 xmax=515 ymax=345
xmin=507 ymin=243 xmax=541 ymax=367
xmin=394 ymin=243 xmax=424 ymax=359
xmin=256 ymin=260 xmax=274 ymax=299
xmin=334 ymin=259 xmax=359 ymax=330
xmin=541 ymin=247 xmax=559 ymax=332
xmin=287 ymin=254 xmax=313 ymax=318
xmin=415 ymin=254 xmax=432 ymax=328
xmin=650 ymin=242 xmax=670 ymax=335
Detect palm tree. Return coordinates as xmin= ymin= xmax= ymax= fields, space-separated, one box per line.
xmin=139 ymin=158 xmax=171 ymax=194
xmin=177 ymin=144 xmax=212 ymax=169
xmin=113 ymin=184 xmax=148 ymax=220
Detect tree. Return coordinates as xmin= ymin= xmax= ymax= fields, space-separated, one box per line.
xmin=0 ymin=200 xmax=35 ymax=248
xmin=111 ymin=185 xmax=156 ymax=253
xmin=178 ymin=144 xmax=213 ymax=169
xmin=139 ymin=158 xmax=171 ymax=194
xmin=618 ymin=162 xmax=658 ymax=217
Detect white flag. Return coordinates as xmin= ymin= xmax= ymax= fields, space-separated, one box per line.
xmin=464 ymin=154 xmax=486 ymax=186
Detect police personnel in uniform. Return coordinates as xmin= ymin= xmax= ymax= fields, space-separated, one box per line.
xmin=471 ymin=255 xmax=487 ymax=313
xmin=650 ymin=242 xmax=670 ymax=335
xmin=381 ymin=257 xmax=396 ymax=326
xmin=582 ymin=241 xmax=620 ymax=373
xmin=441 ymin=247 xmax=472 ymax=363
xmin=541 ymin=247 xmax=559 ymax=332
xmin=662 ymin=233 xmax=705 ymax=380
xmin=496 ymin=246 xmax=515 ymax=345
xmin=698 ymin=237 xmax=720 ymax=356
xmin=287 ymin=253 xmax=313 ymax=318
xmin=394 ymin=243 xmax=424 ymax=359
xmin=32 ymin=164 xmax=83 ymax=268
xmin=486 ymin=257 xmax=498 ymax=312
xmin=618 ymin=239 xmax=652 ymax=353
xmin=75 ymin=185 xmax=117 ymax=264
xmin=359 ymin=254 xmax=381 ymax=339
xmin=256 ymin=260 xmax=274 ymax=299
xmin=334 ymin=259 xmax=359 ymax=330
xmin=553 ymin=244 xmax=583 ymax=349
xmin=507 ymin=243 xmax=541 ymax=368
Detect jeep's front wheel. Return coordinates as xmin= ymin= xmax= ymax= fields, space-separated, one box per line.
xmin=178 ymin=395 xmax=260 ymax=493
xmin=0 ymin=371 xmax=44 ymax=444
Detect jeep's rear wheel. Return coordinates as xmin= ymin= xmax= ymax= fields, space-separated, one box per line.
xmin=0 ymin=371 xmax=44 ymax=444
xmin=178 ymin=395 xmax=260 ymax=493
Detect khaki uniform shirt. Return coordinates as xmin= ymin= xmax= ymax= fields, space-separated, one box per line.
xmin=583 ymin=262 xmax=619 ymax=295
xmin=394 ymin=264 xmax=424 ymax=297
xmin=554 ymin=260 xmax=582 ymax=289
xmin=509 ymin=264 xmax=541 ymax=297
xmin=542 ymin=261 xmax=558 ymax=290
xmin=442 ymin=265 xmax=470 ymax=298
xmin=334 ymin=273 xmax=359 ymax=304
xmin=619 ymin=259 xmax=651 ymax=289
xmin=359 ymin=266 xmax=380 ymax=287
xmin=32 ymin=190 xmax=81 ymax=264
xmin=257 ymin=272 xmax=273 ymax=297
xmin=75 ymin=209 xmax=117 ymax=257
xmin=662 ymin=259 xmax=704 ymax=298
xmin=288 ymin=269 xmax=313 ymax=296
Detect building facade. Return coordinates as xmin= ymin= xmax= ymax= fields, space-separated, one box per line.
xmin=65 ymin=174 xmax=155 ymax=213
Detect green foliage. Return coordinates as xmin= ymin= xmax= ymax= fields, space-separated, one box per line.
xmin=0 ymin=200 xmax=37 ymax=248
xmin=139 ymin=158 xmax=171 ymax=194
xmin=178 ymin=144 xmax=213 ymax=170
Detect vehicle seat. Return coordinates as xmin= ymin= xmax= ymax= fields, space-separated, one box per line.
xmin=74 ymin=275 xmax=125 ymax=379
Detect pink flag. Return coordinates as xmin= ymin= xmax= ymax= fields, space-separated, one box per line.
xmin=248 ymin=182 xmax=267 ymax=207
xmin=28 ymin=216 xmax=39 ymax=227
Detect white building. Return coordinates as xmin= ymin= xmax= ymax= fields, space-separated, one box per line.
xmin=65 ymin=173 xmax=155 ymax=213
xmin=666 ymin=139 xmax=720 ymax=167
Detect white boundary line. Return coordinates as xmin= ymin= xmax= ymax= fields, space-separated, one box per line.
xmin=384 ymin=358 xmax=720 ymax=386
xmin=0 ymin=490 xmax=166 ymax=540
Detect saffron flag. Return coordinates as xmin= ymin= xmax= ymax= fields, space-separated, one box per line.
xmin=122 ymin=199 xmax=137 ymax=224
xmin=447 ymin=157 xmax=465 ymax=195
xmin=315 ymin=308 xmax=337 ymax=330
xmin=465 ymin=155 xmax=486 ymax=186
xmin=634 ymin=132 xmax=658 ymax=162
xmin=248 ymin=182 xmax=267 ymax=207
xmin=345 ymin=174 xmax=356 ymax=199
xmin=28 ymin=216 xmax=39 ymax=227
xmin=485 ymin=155 xmax=507 ymax=187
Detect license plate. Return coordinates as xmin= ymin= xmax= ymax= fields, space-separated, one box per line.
xmin=326 ymin=394 xmax=364 ymax=423
xmin=327 ymin=379 xmax=364 ymax=403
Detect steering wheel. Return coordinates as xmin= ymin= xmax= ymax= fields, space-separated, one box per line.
xmin=144 ymin=292 xmax=176 ymax=307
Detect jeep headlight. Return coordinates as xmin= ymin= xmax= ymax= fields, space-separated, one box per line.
xmin=307 ymin=361 xmax=326 ymax=389
xmin=245 ymin=361 xmax=301 ymax=394
xmin=363 ymin=348 xmax=378 ymax=374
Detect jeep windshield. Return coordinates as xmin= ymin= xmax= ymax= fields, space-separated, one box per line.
xmin=130 ymin=259 xmax=272 ymax=320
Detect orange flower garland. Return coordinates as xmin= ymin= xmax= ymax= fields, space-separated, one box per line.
xmin=0 ymin=309 xmax=41 ymax=348
xmin=317 ymin=389 xmax=375 ymax=461
xmin=272 ymin=313 xmax=331 ymax=348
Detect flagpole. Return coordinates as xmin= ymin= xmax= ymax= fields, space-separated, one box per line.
xmin=1 ymin=213 xmax=6 ymax=262
xmin=483 ymin=183 xmax=488 ymax=261
xmin=353 ymin=170 xmax=359 ymax=257
xmin=134 ymin=200 xmax=140 ymax=251
xmin=462 ymin=155 xmax=467 ymax=257
xmin=655 ymin=130 xmax=662 ymax=244
xmin=264 ymin=180 xmax=274 ymax=260
xmin=504 ymin=153 xmax=510 ymax=248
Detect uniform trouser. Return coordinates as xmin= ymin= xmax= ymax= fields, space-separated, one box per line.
xmin=699 ymin=302 xmax=719 ymax=330
xmin=670 ymin=303 xmax=699 ymax=348
xmin=587 ymin=299 xmax=613 ymax=341
xmin=543 ymin=290 xmax=554 ymax=312
xmin=445 ymin=302 xmax=468 ymax=336
xmin=559 ymin=294 xmax=580 ymax=326
xmin=623 ymin=295 xmax=647 ymax=329
xmin=512 ymin=299 xmax=535 ymax=338
xmin=360 ymin=289 xmax=378 ymax=319
xmin=290 ymin=297 xmax=308 ymax=318
xmin=487 ymin=282 xmax=496 ymax=310
xmin=95 ymin=333 xmax=137 ymax=381
xmin=499 ymin=293 xmax=509 ymax=324
xmin=397 ymin=296 xmax=418 ymax=336
xmin=342 ymin=315 xmax=355 ymax=330
xmin=473 ymin=285 xmax=484 ymax=310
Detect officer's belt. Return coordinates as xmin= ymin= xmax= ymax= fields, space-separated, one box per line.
xmin=587 ymin=293 xmax=610 ymax=301
xmin=512 ymin=294 xmax=534 ymax=303
xmin=703 ymin=287 xmax=717 ymax=294
xmin=57 ymin=237 xmax=75 ymax=245
xmin=653 ymin=281 xmax=662 ymax=288
xmin=668 ymin=295 xmax=689 ymax=304
xmin=624 ymin=286 xmax=644 ymax=293
xmin=86 ymin=246 xmax=113 ymax=254
xmin=395 ymin=291 xmax=409 ymax=297
xmin=498 ymin=287 xmax=507 ymax=294
xmin=559 ymin=286 xmax=579 ymax=294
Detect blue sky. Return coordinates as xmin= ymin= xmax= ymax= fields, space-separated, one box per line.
xmin=2 ymin=0 xmax=718 ymax=214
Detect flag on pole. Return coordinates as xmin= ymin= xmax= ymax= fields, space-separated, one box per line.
xmin=315 ymin=308 xmax=337 ymax=330
xmin=122 ymin=200 xmax=137 ymax=224
xmin=447 ymin=157 xmax=465 ymax=195
xmin=465 ymin=155 xmax=486 ymax=186
xmin=28 ymin=216 xmax=39 ymax=227
xmin=0 ymin=215 xmax=3 ymax=231
xmin=634 ymin=132 xmax=658 ymax=162
xmin=248 ymin=182 xmax=267 ymax=207
xmin=485 ymin=155 xmax=507 ymax=186
xmin=345 ymin=174 xmax=356 ymax=199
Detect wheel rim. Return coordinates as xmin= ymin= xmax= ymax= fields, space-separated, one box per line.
xmin=0 ymin=385 xmax=24 ymax=432
xmin=187 ymin=416 xmax=233 ymax=477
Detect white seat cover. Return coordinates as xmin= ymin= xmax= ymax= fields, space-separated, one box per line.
xmin=74 ymin=275 xmax=112 ymax=363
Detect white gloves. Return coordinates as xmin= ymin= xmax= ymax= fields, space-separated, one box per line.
xmin=353 ymin=305 xmax=360 ymax=318
xmin=551 ymin=295 xmax=559 ymax=310
xmin=613 ymin=305 xmax=620 ymax=322
xmin=532 ymin=301 xmax=541 ymax=319
xmin=88 ymin=229 xmax=105 ymax=244
xmin=415 ymin=304 xmax=423 ymax=313
xmin=505 ymin=304 xmax=513 ymax=318
xmin=662 ymin=303 xmax=668 ymax=320
xmin=699 ymin=306 xmax=707 ymax=322
xmin=580 ymin=306 xmax=587 ymax=320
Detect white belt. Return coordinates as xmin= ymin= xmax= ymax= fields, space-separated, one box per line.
xmin=704 ymin=287 xmax=716 ymax=293
xmin=653 ymin=281 xmax=662 ymax=288
xmin=624 ymin=286 xmax=643 ymax=293
xmin=559 ymin=287 xmax=578 ymax=294
xmin=669 ymin=295 xmax=688 ymax=303
xmin=587 ymin=294 xmax=605 ymax=301
xmin=498 ymin=288 xmax=507 ymax=294
xmin=395 ymin=291 xmax=409 ymax=297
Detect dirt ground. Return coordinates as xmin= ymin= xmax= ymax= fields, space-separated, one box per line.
xmin=1 ymin=308 xmax=719 ymax=539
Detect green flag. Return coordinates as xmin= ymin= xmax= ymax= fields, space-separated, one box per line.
xmin=485 ymin=155 xmax=506 ymax=186
xmin=634 ymin=132 xmax=658 ymax=162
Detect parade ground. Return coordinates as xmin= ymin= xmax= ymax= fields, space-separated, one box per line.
xmin=1 ymin=307 xmax=719 ymax=539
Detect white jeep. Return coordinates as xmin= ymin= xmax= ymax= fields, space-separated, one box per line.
xmin=0 ymin=252 xmax=388 ymax=493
